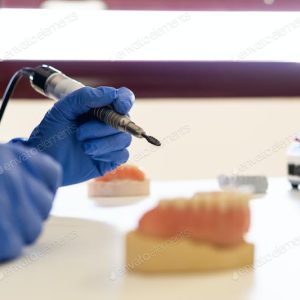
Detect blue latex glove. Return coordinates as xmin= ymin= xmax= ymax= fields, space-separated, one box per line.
xmin=0 ymin=143 xmax=61 ymax=261
xmin=19 ymin=86 xmax=134 ymax=186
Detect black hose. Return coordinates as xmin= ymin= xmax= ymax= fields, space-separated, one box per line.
xmin=0 ymin=67 xmax=35 ymax=123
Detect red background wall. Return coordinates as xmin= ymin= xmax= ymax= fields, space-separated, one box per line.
xmin=2 ymin=60 xmax=300 ymax=99
xmin=2 ymin=0 xmax=300 ymax=10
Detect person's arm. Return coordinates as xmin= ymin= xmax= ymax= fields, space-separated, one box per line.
xmin=0 ymin=143 xmax=61 ymax=261
xmin=0 ymin=86 xmax=133 ymax=261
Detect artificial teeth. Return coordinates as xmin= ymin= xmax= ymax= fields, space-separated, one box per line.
xmin=158 ymin=191 xmax=251 ymax=211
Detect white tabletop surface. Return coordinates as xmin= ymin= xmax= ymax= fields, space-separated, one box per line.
xmin=1 ymin=178 xmax=300 ymax=300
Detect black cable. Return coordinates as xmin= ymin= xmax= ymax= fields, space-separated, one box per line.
xmin=0 ymin=67 xmax=35 ymax=123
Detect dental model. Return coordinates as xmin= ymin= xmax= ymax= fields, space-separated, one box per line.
xmin=88 ymin=164 xmax=150 ymax=197
xmin=126 ymin=190 xmax=254 ymax=272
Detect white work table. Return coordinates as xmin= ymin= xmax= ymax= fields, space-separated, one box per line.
xmin=1 ymin=178 xmax=300 ymax=300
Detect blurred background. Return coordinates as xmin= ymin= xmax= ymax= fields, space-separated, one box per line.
xmin=1 ymin=0 xmax=300 ymax=180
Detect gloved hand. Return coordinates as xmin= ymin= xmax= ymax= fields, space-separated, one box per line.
xmin=0 ymin=143 xmax=61 ymax=261
xmin=15 ymin=86 xmax=134 ymax=186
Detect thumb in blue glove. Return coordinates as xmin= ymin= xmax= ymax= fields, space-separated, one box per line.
xmin=19 ymin=86 xmax=134 ymax=186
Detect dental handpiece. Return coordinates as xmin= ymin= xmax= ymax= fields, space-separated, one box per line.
xmin=29 ymin=65 xmax=161 ymax=146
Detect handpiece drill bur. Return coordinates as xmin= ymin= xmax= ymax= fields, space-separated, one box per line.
xmin=142 ymin=133 xmax=161 ymax=146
